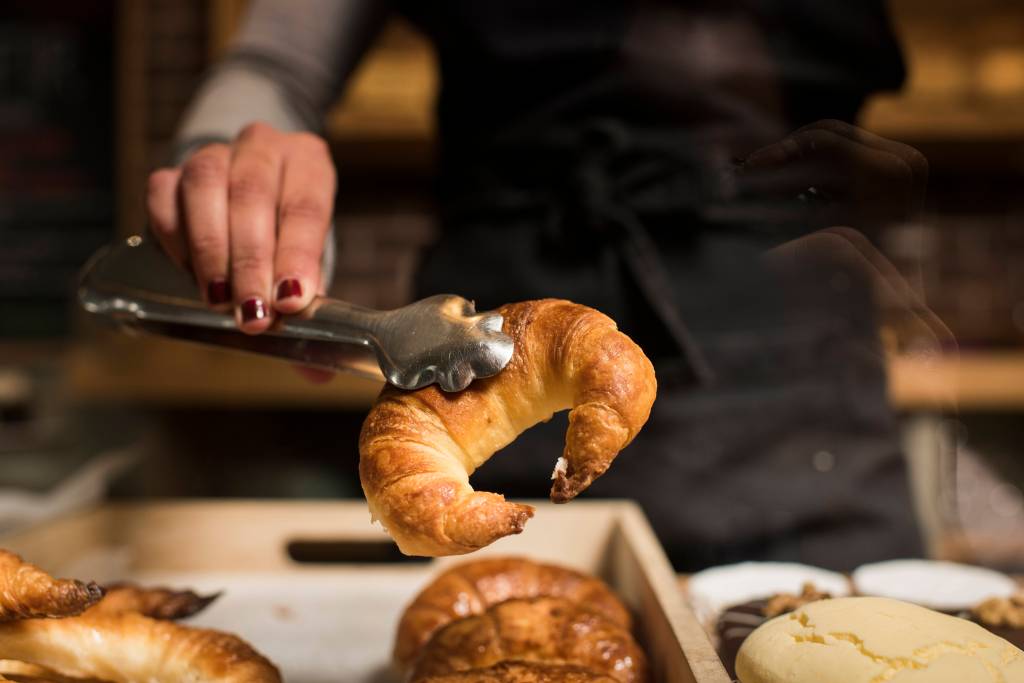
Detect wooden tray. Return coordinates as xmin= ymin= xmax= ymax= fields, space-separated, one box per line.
xmin=0 ymin=500 xmax=730 ymax=683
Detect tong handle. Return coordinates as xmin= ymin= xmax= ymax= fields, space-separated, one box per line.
xmin=78 ymin=236 xmax=387 ymax=382
xmin=79 ymin=236 xmax=515 ymax=391
xmin=278 ymin=299 xmax=381 ymax=346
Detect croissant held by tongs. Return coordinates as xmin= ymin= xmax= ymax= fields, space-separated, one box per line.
xmin=359 ymin=299 xmax=658 ymax=556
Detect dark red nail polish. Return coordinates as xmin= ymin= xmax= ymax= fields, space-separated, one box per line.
xmin=276 ymin=278 xmax=302 ymax=301
xmin=207 ymin=280 xmax=232 ymax=305
xmin=241 ymin=298 xmax=267 ymax=323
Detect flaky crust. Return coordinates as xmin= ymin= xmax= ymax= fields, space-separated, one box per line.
xmin=87 ymin=583 xmax=220 ymax=620
xmin=415 ymin=661 xmax=619 ymax=683
xmin=412 ymin=597 xmax=647 ymax=683
xmin=0 ymin=552 xmax=102 ymax=622
xmin=0 ymin=611 xmax=281 ymax=683
xmin=360 ymin=299 xmax=657 ymax=556
xmin=0 ymin=660 xmax=106 ymax=683
xmin=394 ymin=558 xmax=631 ymax=668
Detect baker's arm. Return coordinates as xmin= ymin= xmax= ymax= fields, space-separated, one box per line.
xmin=149 ymin=0 xmax=390 ymax=333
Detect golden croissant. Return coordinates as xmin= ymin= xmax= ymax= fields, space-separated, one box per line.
xmin=415 ymin=661 xmax=620 ymax=683
xmin=0 ymin=549 xmax=280 ymax=683
xmin=359 ymin=299 xmax=657 ymax=556
xmin=86 ymin=583 xmax=219 ymax=620
xmin=0 ymin=612 xmax=280 ymax=683
xmin=0 ymin=551 xmax=101 ymax=622
xmin=394 ymin=557 xmax=631 ymax=669
xmin=411 ymin=597 xmax=647 ymax=683
xmin=0 ymin=658 xmax=109 ymax=683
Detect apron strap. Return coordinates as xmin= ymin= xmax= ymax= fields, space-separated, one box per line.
xmin=567 ymin=120 xmax=716 ymax=385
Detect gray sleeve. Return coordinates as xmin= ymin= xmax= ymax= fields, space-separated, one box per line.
xmin=174 ymin=0 xmax=391 ymax=159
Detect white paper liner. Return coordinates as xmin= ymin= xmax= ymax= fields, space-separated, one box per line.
xmin=686 ymin=561 xmax=850 ymax=626
xmin=852 ymin=559 xmax=1016 ymax=611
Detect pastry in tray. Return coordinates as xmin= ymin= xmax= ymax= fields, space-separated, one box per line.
xmin=394 ymin=557 xmax=632 ymax=669
xmin=415 ymin=661 xmax=620 ymax=683
xmin=412 ymin=597 xmax=646 ymax=683
xmin=0 ymin=549 xmax=103 ymax=621
xmin=397 ymin=556 xmax=647 ymax=683
xmin=706 ymin=558 xmax=1024 ymax=678
xmin=963 ymin=593 xmax=1024 ymax=650
xmin=716 ymin=583 xmax=832 ymax=680
xmin=686 ymin=561 xmax=850 ymax=626
xmin=0 ymin=549 xmax=281 ymax=683
xmin=360 ymin=299 xmax=658 ymax=556
xmin=851 ymin=559 xmax=1024 ymax=649
xmin=735 ymin=596 xmax=1024 ymax=683
xmin=0 ymin=659 xmax=97 ymax=683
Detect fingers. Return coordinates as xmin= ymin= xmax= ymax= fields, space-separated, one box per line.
xmin=228 ymin=123 xmax=284 ymax=333
xmin=740 ymin=123 xmax=925 ymax=225
xmin=179 ymin=144 xmax=232 ymax=306
xmin=784 ymin=129 xmax=914 ymax=194
xmin=146 ymin=167 xmax=187 ymax=269
xmin=273 ymin=133 xmax=336 ymax=313
xmin=743 ymin=121 xmax=926 ymax=202
xmin=800 ymin=119 xmax=928 ymax=190
xmin=291 ymin=364 xmax=336 ymax=384
xmin=151 ymin=124 xmax=336 ymax=334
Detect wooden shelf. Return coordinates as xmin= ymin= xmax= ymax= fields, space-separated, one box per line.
xmin=56 ymin=328 xmax=1024 ymax=413
xmin=324 ymin=21 xmax=436 ymax=143
xmin=887 ymin=351 xmax=1024 ymax=411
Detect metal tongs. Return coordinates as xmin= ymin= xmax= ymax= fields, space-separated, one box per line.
xmin=77 ymin=236 xmax=514 ymax=392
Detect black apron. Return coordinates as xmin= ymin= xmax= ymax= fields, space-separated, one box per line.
xmin=396 ymin=0 xmax=922 ymax=571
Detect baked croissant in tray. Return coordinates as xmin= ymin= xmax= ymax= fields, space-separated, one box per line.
xmin=0 ymin=659 xmax=106 ymax=683
xmin=360 ymin=299 xmax=657 ymax=556
xmin=0 ymin=551 xmax=102 ymax=622
xmin=415 ymin=661 xmax=621 ymax=683
xmin=0 ymin=612 xmax=280 ymax=683
xmin=0 ymin=549 xmax=281 ymax=683
xmin=412 ymin=597 xmax=648 ymax=683
xmin=394 ymin=557 xmax=632 ymax=669
xmin=85 ymin=583 xmax=220 ymax=620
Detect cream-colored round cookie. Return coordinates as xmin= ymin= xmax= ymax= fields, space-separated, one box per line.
xmin=736 ymin=596 xmax=1024 ymax=683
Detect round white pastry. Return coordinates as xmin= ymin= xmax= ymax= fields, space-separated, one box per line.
xmin=736 ymin=596 xmax=1024 ymax=683
xmin=686 ymin=562 xmax=850 ymax=625
xmin=852 ymin=559 xmax=1016 ymax=611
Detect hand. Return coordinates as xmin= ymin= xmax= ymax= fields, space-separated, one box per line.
xmin=146 ymin=122 xmax=337 ymax=334
xmin=764 ymin=226 xmax=957 ymax=409
xmin=738 ymin=119 xmax=929 ymax=231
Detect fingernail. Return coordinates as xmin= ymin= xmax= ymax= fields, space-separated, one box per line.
xmin=241 ymin=298 xmax=267 ymax=323
xmin=276 ymin=278 xmax=303 ymax=301
xmin=207 ymin=280 xmax=232 ymax=305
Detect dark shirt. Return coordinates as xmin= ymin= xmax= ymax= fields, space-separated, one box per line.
xmin=401 ymin=0 xmax=922 ymax=571
xmin=183 ymin=0 xmax=923 ymax=570
xmin=396 ymin=0 xmax=904 ymax=202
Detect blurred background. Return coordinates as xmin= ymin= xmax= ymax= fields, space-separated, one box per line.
xmin=2 ymin=0 xmax=1024 ymax=569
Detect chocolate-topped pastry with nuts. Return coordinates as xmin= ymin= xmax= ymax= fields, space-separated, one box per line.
xmin=716 ymin=583 xmax=831 ymax=679
xmin=965 ymin=593 xmax=1024 ymax=650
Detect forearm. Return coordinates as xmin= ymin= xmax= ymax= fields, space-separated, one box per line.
xmin=170 ymin=0 xmax=390 ymax=291
xmin=173 ymin=66 xmax=310 ymax=162
xmin=174 ymin=0 xmax=390 ymax=161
